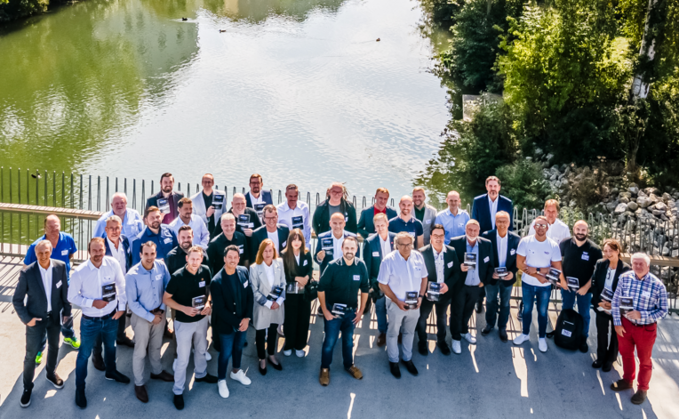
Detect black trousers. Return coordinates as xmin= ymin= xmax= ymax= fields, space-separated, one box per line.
xmin=283 ymin=294 xmax=311 ymax=351
xmin=595 ymin=311 xmax=618 ymax=365
xmin=256 ymin=324 xmax=278 ymax=359
xmin=24 ymin=312 xmax=61 ymax=390
xmin=93 ymin=312 xmax=127 ymax=357
xmin=450 ymin=285 xmax=484 ymax=340
xmin=416 ymin=294 xmax=451 ymax=343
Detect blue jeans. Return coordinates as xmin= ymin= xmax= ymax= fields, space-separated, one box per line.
xmin=75 ymin=314 xmax=118 ymax=389
xmin=561 ymin=289 xmax=592 ymax=338
xmin=217 ymin=330 xmax=247 ymax=380
xmin=375 ymin=296 xmax=387 ymax=334
xmin=521 ymin=283 xmax=551 ymax=338
xmin=321 ymin=310 xmax=355 ymax=370
xmin=485 ymin=283 xmax=513 ymax=330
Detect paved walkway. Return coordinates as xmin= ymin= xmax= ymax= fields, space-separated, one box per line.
xmin=0 ymin=256 xmax=677 ymax=418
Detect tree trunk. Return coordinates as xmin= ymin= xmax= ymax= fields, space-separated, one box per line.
xmin=630 ymin=0 xmax=659 ymax=100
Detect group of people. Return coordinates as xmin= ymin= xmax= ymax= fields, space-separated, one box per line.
xmin=13 ymin=173 xmax=669 ymax=410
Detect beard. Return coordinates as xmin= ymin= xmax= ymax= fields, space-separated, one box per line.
xmin=575 ymin=233 xmax=588 ymax=241
xmin=181 ymin=242 xmax=192 ymax=251
xmin=91 ymin=254 xmax=103 ymax=264
xmin=151 ymin=221 xmax=161 ymax=229
xmin=162 ymin=185 xmax=172 ymax=193
xmin=343 ymin=252 xmax=355 ymax=261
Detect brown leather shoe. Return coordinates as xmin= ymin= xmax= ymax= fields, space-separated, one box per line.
xmin=134 ymin=385 xmax=148 ymax=403
xmin=150 ymin=371 xmax=174 ymax=382
xmin=319 ymin=368 xmax=330 ymax=386
xmin=376 ymin=333 xmax=386 ymax=347
xmin=346 ymin=365 xmax=363 ymax=380
xmin=631 ymin=390 xmax=647 ymax=405
xmin=610 ymin=379 xmax=633 ymax=392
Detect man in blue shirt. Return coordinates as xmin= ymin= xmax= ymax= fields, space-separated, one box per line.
xmin=24 ymin=214 xmax=80 ymax=354
xmin=132 ymin=206 xmax=178 ymax=265
xmin=92 ymin=192 xmax=144 ymax=239
xmin=388 ymin=196 xmax=424 ymax=249
xmin=435 ymin=191 xmax=470 ymax=243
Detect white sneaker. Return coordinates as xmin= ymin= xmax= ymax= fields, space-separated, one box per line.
xmin=283 ymin=350 xmax=292 ymax=357
xmin=452 ymin=340 xmax=462 ymax=354
xmin=538 ymin=338 xmax=548 ymax=353
xmin=205 ymin=351 xmax=212 ymax=362
xmin=295 ymin=350 xmax=305 ymax=358
xmin=218 ymin=379 xmax=229 ymax=399
xmin=513 ymin=334 xmax=530 ymax=345
xmin=172 ymin=358 xmax=177 ymax=372
xmin=463 ymin=333 xmax=477 ymax=344
xmin=230 ymin=369 xmax=251 ymax=386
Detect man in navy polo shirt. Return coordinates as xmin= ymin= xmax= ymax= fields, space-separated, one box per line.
xmin=388 ymin=196 xmax=424 ymax=249
xmin=132 ymin=206 xmax=178 ymax=265
xmin=24 ymin=214 xmax=80 ymax=357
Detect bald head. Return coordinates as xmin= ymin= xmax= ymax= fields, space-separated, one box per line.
xmin=330 ymin=212 xmax=346 ymax=236
xmin=446 ymin=191 xmax=461 ymax=212
xmin=573 ymin=220 xmax=589 ymax=242
xmin=44 ymin=215 xmax=61 ymax=238
xmin=232 ymin=193 xmax=246 ymax=214
xmin=399 ymin=195 xmax=414 ymax=218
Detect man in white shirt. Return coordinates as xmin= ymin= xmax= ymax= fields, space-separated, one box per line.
xmin=378 ymin=232 xmax=428 ymax=379
xmin=528 ymin=199 xmax=571 ymax=243
xmin=68 ymin=238 xmax=130 ymax=409
xmin=169 ymin=198 xmax=210 ymax=249
xmin=315 ymin=212 xmax=360 ymax=275
xmin=190 ymin=173 xmax=226 ymax=239
xmin=93 ymin=192 xmax=144 ymax=239
xmin=277 ymin=184 xmax=312 ymax=244
xmin=513 ymin=216 xmax=563 ymax=353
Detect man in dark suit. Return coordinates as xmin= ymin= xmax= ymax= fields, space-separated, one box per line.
xmin=357 ymin=188 xmax=397 ymax=239
xmin=145 ymin=172 xmax=185 ymax=225
xmin=312 ymin=182 xmax=358 ymax=235
xmin=448 ymin=220 xmax=494 ymax=354
xmin=210 ymin=245 xmax=254 ymax=397
xmin=471 ymin=176 xmax=514 ymax=234
xmin=13 ymin=240 xmax=71 ymax=408
xmin=244 ymin=174 xmax=273 ymax=221
xmin=315 ymin=212 xmax=360 ymax=275
xmin=363 ymin=213 xmax=396 ymax=347
xmin=416 ymin=224 xmax=460 ymax=356
xmin=250 ymin=205 xmax=290 ymax=256
xmin=481 ymin=211 xmax=520 ymax=342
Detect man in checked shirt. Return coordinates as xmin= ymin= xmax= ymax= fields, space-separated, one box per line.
xmin=610 ymin=252 xmax=668 ymax=405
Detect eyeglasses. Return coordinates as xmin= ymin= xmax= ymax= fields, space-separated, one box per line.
xmin=264 ymin=216 xmax=277 ymax=221
xmin=535 ymin=223 xmax=548 ymax=228
xmin=431 ymin=234 xmax=445 ymax=239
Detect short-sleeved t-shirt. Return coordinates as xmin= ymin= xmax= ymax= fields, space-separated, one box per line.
xmin=318 ymin=258 xmax=370 ymax=309
xmin=560 ymin=238 xmax=602 ymax=288
xmin=517 ymin=235 xmax=561 ymax=287
xmin=24 ymin=233 xmax=77 ymax=273
xmin=166 ymin=265 xmax=212 ymax=323
xmin=388 ymin=217 xmax=424 ymax=240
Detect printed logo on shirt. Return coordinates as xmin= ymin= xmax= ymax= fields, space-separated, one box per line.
xmin=353 ymin=275 xmax=361 ymax=281
xmin=372 ymin=251 xmax=380 ymax=257
xmin=61 ymin=250 xmax=69 ymax=256
xmin=581 ymin=253 xmax=589 ymax=261
xmin=56 ymin=280 xmax=62 ymax=288
xmin=199 ymin=281 xmax=206 ymax=288
xmin=163 ymin=238 xmax=172 ymax=244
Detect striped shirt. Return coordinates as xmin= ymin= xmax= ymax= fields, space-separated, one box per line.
xmin=612 ymin=271 xmax=668 ymax=326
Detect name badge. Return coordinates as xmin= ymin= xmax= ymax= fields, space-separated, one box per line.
xmin=303 ymin=260 xmax=308 ymax=266
xmin=408 ymin=232 xmax=416 ymax=238
xmin=56 ymin=280 xmax=62 ymax=288
xmin=581 ymin=253 xmax=589 ymax=261
xmin=164 ymin=238 xmax=172 ymax=244
xmin=281 ymin=241 xmax=287 ymax=248
xmin=61 ymin=249 xmax=69 ymax=256
xmin=510 ymin=249 xmax=516 ymax=256
xmin=447 ymin=261 xmax=453 ymax=268
xmin=483 ymin=256 xmax=490 ymax=263
xmin=243 ymin=280 xmax=249 ymax=288
xmin=373 ymin=251 xmax=380 ymax=257
xmin=353 ymin=275 xmax=361 ymax=281
xmin=425 ymin=219 xmax=431 ymax=224
xmin=199 ymin=281 xmax=206 ymax=288
xmin=238 ymin=245 xmax=244 ymax=254
xmin=642 ymin=291 xmax=651 ymax=298
xmin=345 ymin=216 xmax=349 ymax=223
xmin=155 ymin=274 xmax=163 ymax=281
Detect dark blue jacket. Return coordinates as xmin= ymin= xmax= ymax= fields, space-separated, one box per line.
xmin=314 ymin=230 xmax=360 ymax=275
xmin=132 ymin=226 xmax=178 ymax=265
xmin=250 ymin=224 xmax=290 ymax=257
xmin=103 ymin=234 xmax=133 ymax=272
xmin=211 ymin=266 xmax=253 ymax=335
xmin=13 ymin=260 xmax=71 ymax=324
xmin=481 ymin=230 xmax=520 ymax=286
xmin=449 ymin=235 xmax=495 ymax=287
xmin=245 ymin=190 xmax=273 ymax=210
xmin=471 ymin=194 xmax=514 ymax=233
xmin=363 ymin=232 xmax=396 ymax=290
xmin=357 ymin=206 xmax=398 ymax=239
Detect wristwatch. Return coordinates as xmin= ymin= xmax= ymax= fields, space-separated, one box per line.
xmin=418 ymin=294 xmax=425 ymax=298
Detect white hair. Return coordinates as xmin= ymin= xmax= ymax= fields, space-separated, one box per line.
xmin=631 ymin=252 xmax=651 ymax=267
xmin=111 ymin=192 xmax=128 ymax=201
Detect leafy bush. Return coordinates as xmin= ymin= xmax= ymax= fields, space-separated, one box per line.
xmin=0 ymin=0 xmax=49 ymax=21
xmin=495 ymin=158 xmax=551 ymax=211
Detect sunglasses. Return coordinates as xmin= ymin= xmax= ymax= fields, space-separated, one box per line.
xmin=535 ymin=223 xmax=548 ymax=228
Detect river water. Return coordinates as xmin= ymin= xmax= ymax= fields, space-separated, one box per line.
xmin=0 ymin=0 xmax=449 ymax=201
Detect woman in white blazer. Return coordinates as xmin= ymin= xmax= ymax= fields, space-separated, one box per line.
xmin=250 ymin=239 xmax=286 ymax=375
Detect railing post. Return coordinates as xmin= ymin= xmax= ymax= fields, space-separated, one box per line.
xmin=105 ymin=177 xmax=110 ymax=209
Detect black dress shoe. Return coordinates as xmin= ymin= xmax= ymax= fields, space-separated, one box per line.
xmin=259 ymin=364 xmax=267 ymax=376
xmin=579 ymin=340 xmax=589 ymax=353
xmin=475 ymin=301 xmax=483 ymax=313
xmin=498 ymin=329 xmax=508 ymax=342
xmin=20 ymin=388 xmax=31 ymax=408
xmin=195 ymin=374 xmax=218 ymax=383
xmin=631 ymin=390 xmax=647 ymax=405
xmin=418 ymin=341 xmax=428 ymax=356
xmin=92 ymin=353 xmax=106 ymax=371
xmin=105 ymin=370 xmax=131 ymax=384
xmin=402 ymin=360 xmax=418 ymax=376
xmin=602 ymin=363 xmax=612 ymax=373
xmin=135 ymin=385 xmax=149 ymax=403
xmin=173 ymin=394 xmax=184 ymax=410
xmin=389 ymin=362 xmax=401 ymax=379
xmin=269 ymin=361 xmax=283 ymax=371
xmin=481 ymin=325 xmax=493 ymax=335
xmin=151 ymin=371 xmax=174 ymax=382
xmin=46 ymin=372 xmax=64 ymax=389
xmin=75 ymin=388 xmax=87 ymax=409
xmin=117 ymin=336 xmax=135 ymax=348
xmin=437 ymin=341 xmax=451 ymax=355
xmin=592 ymin=359 xmax=604 ymax=369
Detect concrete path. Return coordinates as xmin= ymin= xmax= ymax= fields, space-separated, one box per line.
xmin=0 ymin=256 xmax=677 ymax=418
